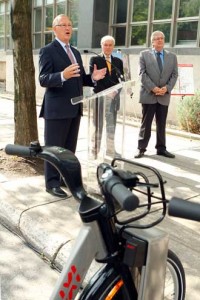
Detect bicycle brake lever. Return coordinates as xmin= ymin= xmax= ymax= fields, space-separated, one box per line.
xmin=136 ymin=182 xmax=159 ymax=188
xmin=113 ymin=169 xmax=139 ymax=188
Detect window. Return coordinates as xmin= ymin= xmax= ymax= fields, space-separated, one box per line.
xmin=44 ymin=4 xmax=54 ymax=44
xmin=0 ymin=2 xmax=5 ymax=49
xmin=32 ymin=0 xmax=79 ymax=49
xmin=177 ymin=21 xmax=198 ymax=45
xmin=131 ymin=25 xmax=147 ymax=46
xmin=34 ymin=4 xmax=42 ymax=48
xmin=56 ymin=0 xmax=66 ymax=15
xmin=176 ymin=0 xmax=200 ymax=46
xmin=114 ymin=27 xmax=126 ymax=46
xmin=111 ymin=0 xmax=127 ymax=46
xmin=132 ymin=0 xmax=148 ymax=22
xmin=154 ymin=0 xmax=173 ymax=20
xmin=110 ymin=0 xmax=200 ymax=48
xmin=114 ymin=0 xmax=127 ymax=23
xmin=131 ymin=0 xmax=149 ymax=46
xmin=0 ymin=1 xmax=10 ymax=50
xmin=179 ymin=0 xmax=200 ymax=18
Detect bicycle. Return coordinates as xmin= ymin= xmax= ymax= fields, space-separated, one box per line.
xmin=5 ymin=141 xmax=200 ymax=300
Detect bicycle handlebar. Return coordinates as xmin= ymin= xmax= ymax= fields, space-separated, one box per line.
xmin=168 ymin=198 xmax=200 ymax=222
xmin=103 ymin=175 xmax=139 ymax=211
xmin=5 ymin=143 xmax=40 ymax=157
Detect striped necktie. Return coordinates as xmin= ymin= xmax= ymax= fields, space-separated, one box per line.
xmin=66 ymin=45 xmax=76 ymax=64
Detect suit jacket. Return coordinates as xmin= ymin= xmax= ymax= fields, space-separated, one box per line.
xmin=39 ymin=39 xmax=94 ymax=119
xmin=90 ymin=54 xmax=124 ymax=93
xmin=139 ymin=49 xmax=178 ymax=106
xmin=89 ymin=54 xmax=124 ymax=110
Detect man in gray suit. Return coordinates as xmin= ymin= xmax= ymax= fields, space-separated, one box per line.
xmin=134 ymin=31 xmax=178 ymax=158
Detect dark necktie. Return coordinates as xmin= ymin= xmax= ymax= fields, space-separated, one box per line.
xmin=156 ymin=52 xmax=163 ymax=72
xmin=66 ymin=45 xmax=76 ymax=64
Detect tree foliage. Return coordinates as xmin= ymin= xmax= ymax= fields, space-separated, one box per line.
xmin=11 ymin=0 xmax=38 ymax=145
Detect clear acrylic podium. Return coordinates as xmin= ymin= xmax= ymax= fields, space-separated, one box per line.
xmin=72 ymin=80 xmax=135 ymax=195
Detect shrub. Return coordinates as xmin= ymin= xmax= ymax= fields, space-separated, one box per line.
xmin=177 ymin=90 xmax=200 ymax=134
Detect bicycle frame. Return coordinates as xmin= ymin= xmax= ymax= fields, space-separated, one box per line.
xmin=50 ymin=221 xmax=107 ymax=300
xmin=50 ymin=218 xmax=169 ymax=300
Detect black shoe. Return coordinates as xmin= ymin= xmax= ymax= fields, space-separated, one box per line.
xmin=157 ymin=150 xmax=175 ymax=158
xmin=46 ymin=187 xmax=68 ymax=198
xmin=134 ymin=149 xmax=145 ymax=158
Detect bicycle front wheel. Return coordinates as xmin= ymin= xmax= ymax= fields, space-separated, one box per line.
xmin=164 ymin=249 xmax=186 ymax=300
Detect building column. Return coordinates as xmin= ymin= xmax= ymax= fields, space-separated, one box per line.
xmin=77 ymin=0 xmax=110 ymax=49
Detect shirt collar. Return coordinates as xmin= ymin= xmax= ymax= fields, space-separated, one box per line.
xmin=153 ymin=48 xmax=164 ymax=55
xmin=56 ymin=37 xmax=70 ymax=48
xmin=102 ymin=52 xmax=111 ymax=59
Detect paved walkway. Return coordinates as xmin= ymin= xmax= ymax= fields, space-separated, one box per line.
xmin=0 ymin=93 xmax=200 ymax=299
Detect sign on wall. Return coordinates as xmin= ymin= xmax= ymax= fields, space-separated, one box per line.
xmin=171 ymin=64 xmax=194 ymax=96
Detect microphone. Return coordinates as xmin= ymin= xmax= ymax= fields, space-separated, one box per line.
xmin=83 ymin=49 xmax=124 ymax=82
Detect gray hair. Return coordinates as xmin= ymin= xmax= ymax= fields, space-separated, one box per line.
xmin=151 ymin=31 xmax=165 ymax=43
xmin=52 ymin=14 xmax=71 ymax=27
xmin=100 ymin=35 xmax=115 ymax=46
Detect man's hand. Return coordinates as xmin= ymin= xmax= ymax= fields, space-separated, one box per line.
xmin=152 ymin=86 xmax=167 ymax=95
xmin=92 ymin=64 xmax=107 ymax=81
xmin=152 ymin=87 xmax=160 ymax=94
xmin=63 ymin=63 xmax=80 ymax=79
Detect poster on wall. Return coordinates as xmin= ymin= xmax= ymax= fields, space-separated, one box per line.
xmin=171 ymin=64 xmax=195 ymax=96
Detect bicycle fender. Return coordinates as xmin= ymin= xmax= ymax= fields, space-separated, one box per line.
xmin=78 ymin=265 xmax=117 ymax=300
xmin=78 ymin=264 xmax=135 ymax=300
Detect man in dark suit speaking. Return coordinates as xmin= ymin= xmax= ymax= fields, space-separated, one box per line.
xmin=39 ymin=14 xmax=106 ymax=198
xmin=134 ymin=30 xmax=178 ymax=159
xmin=89 ymin=35 xmax=124 ymax=158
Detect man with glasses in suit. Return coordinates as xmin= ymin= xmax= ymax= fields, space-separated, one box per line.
xmin=39 ymin=14 xmax=106 ymax=198
xmin=134 ymin=30 xmax=178 ymax=159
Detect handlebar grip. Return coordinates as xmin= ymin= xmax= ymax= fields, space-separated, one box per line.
xmin=105 ymin=175 xmax=139 ymax=211
xmin=5 ymin=144 xmax=34 ymax=157
xmin=168 ymin=198 xmax=200 ymax=222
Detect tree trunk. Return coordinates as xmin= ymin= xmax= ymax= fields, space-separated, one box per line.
xmin=11 ymin=0 xmax=38 ymax=145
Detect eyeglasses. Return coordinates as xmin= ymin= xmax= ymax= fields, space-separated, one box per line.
xmin=55 ymin=24 xmax=72 ymax=28
xmin=153 ymin=37 xmax=164 ymax=41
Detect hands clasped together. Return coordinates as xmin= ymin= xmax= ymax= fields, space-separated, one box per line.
xmin=152 ymin=86 xmax=167 ymax=96
xmin=63 ymin=63 xmax=107 ymax=81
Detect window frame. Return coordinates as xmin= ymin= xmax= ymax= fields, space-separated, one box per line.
xmin=109 ymin=0 xmax=200 ymax=48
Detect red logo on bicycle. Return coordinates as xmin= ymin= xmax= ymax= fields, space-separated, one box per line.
xmin=59 ymin=265 xmax=81 ymax=300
